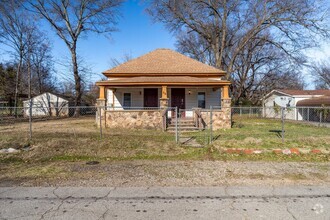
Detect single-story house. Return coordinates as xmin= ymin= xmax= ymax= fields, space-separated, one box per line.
xmin=23 ymin=92 xmax=70 ymax=117
xmin=263 ymin=89 xmax=330 ymax=121
xmin=95 ymin=48 xmax=232 ymax=130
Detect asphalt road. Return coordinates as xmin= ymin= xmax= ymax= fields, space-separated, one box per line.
xmin=0 ymin=186 xmax=329 ymax=219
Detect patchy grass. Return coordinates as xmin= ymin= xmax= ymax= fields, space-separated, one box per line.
xmin=0 ymin=117 xmax=329 ymax=185
xmin=213 ymin=117 xmax=330 ymax=150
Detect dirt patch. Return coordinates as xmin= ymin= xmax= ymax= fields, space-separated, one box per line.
xmin=1 ymin=160 xmax=329 ymax=187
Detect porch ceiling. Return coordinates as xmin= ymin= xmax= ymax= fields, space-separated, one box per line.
xmin=96 ymin=76 xmax=231 ymax=87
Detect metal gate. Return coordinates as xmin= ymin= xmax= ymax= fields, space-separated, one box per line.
xmin=177 ymin=108 xmax=212 ymax=147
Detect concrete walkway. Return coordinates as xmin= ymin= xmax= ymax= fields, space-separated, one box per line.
xmin=0 ymin=186 xmax=329 ymax=219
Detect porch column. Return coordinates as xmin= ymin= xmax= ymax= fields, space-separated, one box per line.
xmin=160 ymin=85 xmax=169 ymax=108
xmin=96 ymin=85 xmax=106 ymax=128
xmin=221 ymin=85 xmax=231 ymax=129
xmin=222 ymin=85 xmax=229 ymax=99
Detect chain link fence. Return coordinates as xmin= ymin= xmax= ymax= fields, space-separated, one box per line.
xmin=1 ymin=106 xmax=329 ymax=148
xmin=231 ymin=106 xmax=330 ymax=125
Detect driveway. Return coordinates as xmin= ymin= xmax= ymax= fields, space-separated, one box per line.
xmin=0 ymin=186 xmax=329 ymax=219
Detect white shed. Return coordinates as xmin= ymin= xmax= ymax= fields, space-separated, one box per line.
xmin=23 ymin=93 xmax=69 ymax=117
xmin=263 ymin=89 xmax=330 ymax=120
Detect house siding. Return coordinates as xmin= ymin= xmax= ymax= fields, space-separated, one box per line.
xmin=107 ymin=87 xmax=221 ymax=110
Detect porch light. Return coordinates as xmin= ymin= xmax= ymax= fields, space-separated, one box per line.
xmin=188 ymin=90 xmax=191 ymax=95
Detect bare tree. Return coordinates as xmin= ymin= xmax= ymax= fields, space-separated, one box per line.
xmin=148 ymin=0 xmax=329 ymax=103
xmin=27 ymin=0 xmax=123 ymax=115
xmin=0 ymin=0 xmax=29 ymax=111
xmin=310 ymin=61 xmax=330 ymax=89
xmin=31 ymin=39 xmax=54 ymax=94
xmin=109 ymin=52 xmax=133 ymax=68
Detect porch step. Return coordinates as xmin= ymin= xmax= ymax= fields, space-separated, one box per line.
xmin=167 ymin=126 xmax=200 ymax=132
xmin=168 ymin=124 xmax=196 ymax=128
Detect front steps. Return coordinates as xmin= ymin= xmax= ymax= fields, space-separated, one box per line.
xmin=166 ymin=118 xmax=199 ymax=132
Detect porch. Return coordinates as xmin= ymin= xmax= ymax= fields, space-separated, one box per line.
xmin=95 ymin=84 xmax=231 ymax=131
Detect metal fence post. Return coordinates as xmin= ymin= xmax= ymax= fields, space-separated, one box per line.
xmin=210 ymin=106 xmax=213 ymax=144
xmin=29 ymin=103 xmax=32 ymax=140
xmin=281 ymin=107 xmax=285 ymax=143
xmin=307 ymin=108 xmax=310 ymax=122
xmin=99 ymin=106 xmax=102 ymax=140
xmin=175 ymin=107 xmax=178 ymax=143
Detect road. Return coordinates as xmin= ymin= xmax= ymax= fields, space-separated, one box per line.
xmin=0 ymin=186 xmax=329 ymax=219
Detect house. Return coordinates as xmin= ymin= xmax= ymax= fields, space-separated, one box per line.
xmin=23 ymin=92 xmax=70 ymax=117
xmin=263 ymin=89 xmax=330 ymax=121
xmin=95 ymin=48 xmax=231 ymax=130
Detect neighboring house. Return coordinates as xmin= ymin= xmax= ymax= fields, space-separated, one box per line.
xmin=95 ymin=48 xmax=232 ymax=130
xmin=263 ymin=89 xmax=330 ymax=121
xmin=23 ymin=93 xmax=70 ymax=117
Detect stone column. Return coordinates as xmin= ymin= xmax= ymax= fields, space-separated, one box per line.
xmin=96 ymin=86 xmax=106 ymax=127
xmin=221 ymin=85 xmax=232 ymax=129
xmin=160 ymin=85 xmax=169 ymax=109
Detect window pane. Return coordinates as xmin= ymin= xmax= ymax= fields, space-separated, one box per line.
xmin=198 ymin=92 xmax=205 ymax=108
xmin=123 ymin=93 xmax=131 ymax=107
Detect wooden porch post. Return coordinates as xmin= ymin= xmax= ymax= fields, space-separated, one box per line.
xmin=160 ymin=85 xmax=169 ymax=108
xmin=222 ymin=85 xmax=229 ymax=99
xmin=99 ymin=86 xmax=106 ymax=100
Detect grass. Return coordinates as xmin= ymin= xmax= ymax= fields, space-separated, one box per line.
xmin=212 ymin=116 xmax=330 ymax=150
xmin=0 ymin=117 xmax=329 ymax=184
xmin=0 ymin=117 xmax=329 ymax=164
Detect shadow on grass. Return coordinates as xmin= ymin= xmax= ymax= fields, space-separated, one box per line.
xmin=269 ymin=130 xmax=284 ymax=138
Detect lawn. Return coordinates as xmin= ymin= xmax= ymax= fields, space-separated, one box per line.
xmin=0 ymin=117 xmax=329 ymax=186
xmin=0 ymin=117 xmax=329 ymax=163
xmin=212 ymin=116 xmax=330 ymax=150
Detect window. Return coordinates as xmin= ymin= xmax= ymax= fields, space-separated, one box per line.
xmin=123 ymin=93 xmax=131 ymax=107
xmin=198 ymin=92 xmax=206 ymax=108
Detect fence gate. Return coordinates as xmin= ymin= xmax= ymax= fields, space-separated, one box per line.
xmin=176 ymin=108 xmax=211 ymax=147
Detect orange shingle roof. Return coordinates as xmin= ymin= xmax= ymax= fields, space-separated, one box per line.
xmin=103 ymin=49 xmax=225 ymax=75
xmin=96 ymin=76 xmax=230 ymax=86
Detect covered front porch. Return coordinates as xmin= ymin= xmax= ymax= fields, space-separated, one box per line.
xmin=96 ymin=79 xmax=231 ymax=131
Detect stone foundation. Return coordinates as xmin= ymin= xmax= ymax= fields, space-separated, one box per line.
xmin=199 ymin=99 xmax=232 ymax=130
xmin=96 ymin=98 xmax=231 ymax=130
xmin=104 ymin=110 xmax=163 ymax=130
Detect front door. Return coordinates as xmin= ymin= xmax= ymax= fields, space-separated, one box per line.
xmin=171 ymin=88 xmax=185 ymax=116
xmin=144 ymin=88 xmax=158 ymax=107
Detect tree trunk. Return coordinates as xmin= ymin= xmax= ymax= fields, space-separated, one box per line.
xmin=71 ymin=46 xmax=82 ymax=117
xmin=14 ymin=55 xmax=22 ymax=117
xmin=27 ymin=51 xmax=32 ymax=139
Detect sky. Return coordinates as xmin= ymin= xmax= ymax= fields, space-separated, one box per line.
xmin=52 ymin=0 xmax=176 ymax=82
xmin=0 ymin=0 xmax=329 ymax=89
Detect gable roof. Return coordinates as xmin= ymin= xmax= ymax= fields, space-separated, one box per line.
xmin=103 ymin=49 xmax=225 ymax=76
xmin=23 ymin=92 xmax=70 ymax=103
xmin=278 ymin=90 xmax=330 ymax=96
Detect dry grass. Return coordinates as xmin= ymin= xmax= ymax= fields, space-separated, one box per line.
xmin=213 ymin=117 xmax=330 ymax=150
xmin=0 ymin=117 xmax=187 ymax=161
xmin=0 ymin=117 xmax=329 ymax=186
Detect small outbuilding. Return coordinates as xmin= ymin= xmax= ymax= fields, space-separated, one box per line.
xmin=23 ymin=92 xmax=70 ymax=117
xmin=263 ymin=89 xmax=330 ymax=120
